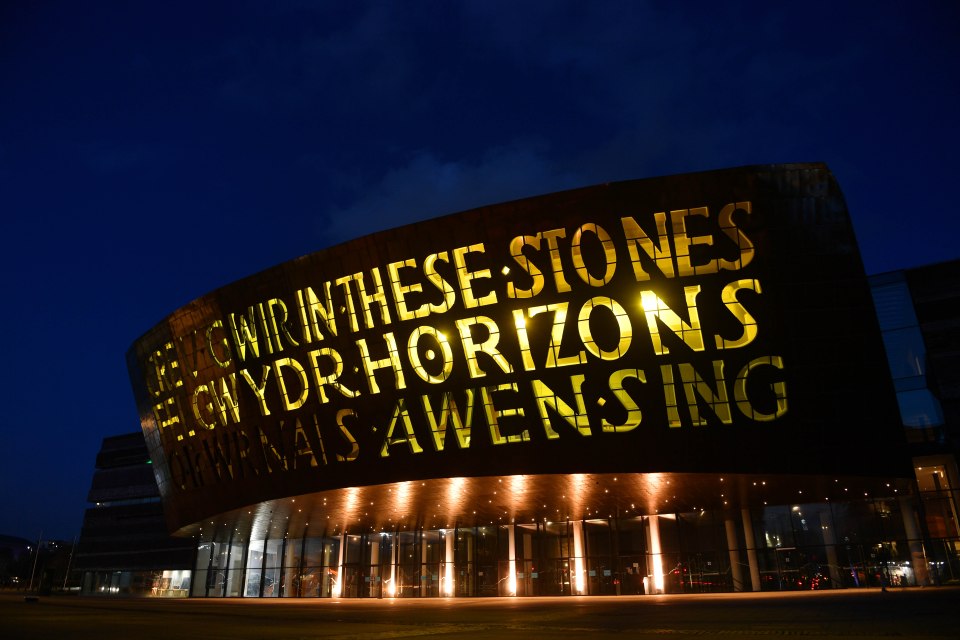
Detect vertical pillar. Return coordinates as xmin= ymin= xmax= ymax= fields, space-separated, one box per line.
xmin=370 ymin=535 xmax=380 ymax=597
xmin=571 ymin=520 xmax=586 ymax=594
xmin=741 ymin=508 xmax=761 ymax=591
xmin=507 ymin=524 xmax=517 ymax=595
xmin=819 ymin=511 xmax=842 ymax=586
xmin=388 ymin=532 xmax=397 ymax=597
xmin=900 ymin=496 xmax=931 ymax=586
xmin=421 ymin=529 xmax=429 ymax=597
xmin=444 ymin=530 xmax=455 ymax=596
xmin=724 ymin=515 xmax=744 ymax=591
xmin=646 ymin=516 xmax=664 ymax=594
xmin=334 ymin=532 xmax=346 ymax=597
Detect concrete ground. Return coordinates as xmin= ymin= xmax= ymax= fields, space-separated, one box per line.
xmin=2 ymin=588 xmax=959 ymax=639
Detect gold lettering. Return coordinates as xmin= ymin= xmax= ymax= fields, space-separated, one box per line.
xmin=641 ymin=285 xmax=705 ymax=355
xmin=423 ymin=390 xmax=474 ymax=451
xmin=456 ymin=316 xmax=514 ymax=378
xmin=532 ymin=375 xmax=590 ymax=439
xmin=679 ymin=360 xmax=732 ymax=426
xmin=601 ymin=369 xmax=645 ymax=433
xmin=206 ymin=320 xmax=232 ymax=367
xmin=273 ymin=357 xmax=309 ymax=412
xmin=735 ymin=356 xmax=787 ymax=421
xmin=408 ymin=326 xmax=453 ymax=384
xmin=240 ymin=366 xmax=272 ymax=416
xmin=357 ymin=331 xmax=406 ymax=394
xmin=453 ymin=243 xmax=498 ymax=308
xmin=541 ymin=229 xmax=571 ymax=293
xmin=229 ymin=308 xmax=261 ymax=362
xmin=480 ymin=383 xmax=529 ymax=444
xmin=506 ymin=234 xmax=545 ymax=299
xmin=660 ymin=364 xmax=681 ymax=428
xmin=356 ymin=267 xmax=392 ymax=329
xmin=379 ymin=398 xmax=425 ymax=457
xmin=571 ymin=223 xmax=616 ymax=287
xmin=621 ymin=212 xmax=674 ymax=280
xmin=423 ymin=252 xmax=457 ymax=314
xmin=336 ymin=409 xmax=360 ymax=462
xmin=297 ymin=284 xmax=338 ymax=342
xmin=715 ymin=279 xmax=762 ymax=350
xmin=307 ymin=347 xmax=361 ymax=403
xmin=528 ymin=302 xmax=587 ymax=368
xmin=578 ymin=296 xmax=632 ymax=361
xmin=388 ymin=259 xmax=429 ymax=321
xmin=717 ymin=202 xmax=755 ymax=271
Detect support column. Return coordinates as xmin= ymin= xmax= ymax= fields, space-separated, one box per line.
xmin=646 ymin=516 xmax=664 ymax=594
xmin=572 ymin=520 xmax=586 ymax=594
xmin=741 ymin=508 xmax=761 ymax=592
xmin=444 ymin=530 xmax=455 ymax=596
xmin=421 ymin=529 xmax=429 ymax=597
xmin=334 ymin=532 xmax=346 ymax=597
xmin=388 ymin=532 xmax=397 ymax=597
xmin=900 ymin=497 xmax=931 ymax=586
xmin=507 ymin=524 xmax=517 ymax=595
xmin=370 ymin=535 xmax=380 ymax=597
xmin=724 ymin=515 xmax=744 ymax=591
xmin=819 ymin=511 xmax=842 ymax=586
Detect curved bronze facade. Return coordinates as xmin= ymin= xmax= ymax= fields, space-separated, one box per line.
xmin=128 ymin=163 xmax=909 ymax=539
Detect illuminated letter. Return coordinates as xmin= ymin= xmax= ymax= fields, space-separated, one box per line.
xmin=660 ymin=365 xmax=681 ymax=428
xmin=229 ymin=307 xmax=261 ymax=362
xmin=388 ymin=259 xmax=429 ymax=321
xmin=356 ymin=268 xmax=392 ymax=329
xmin=379 ymin=398 xmax=425 ymax=457
xmin=297 ymin=284 xmax=338 ymax=342
xmin=578 ymin=296 xmax=632 ymax=361
xmin=621 ymin=212 xmax=674 ymax=280
xmin=528 ymin=302 xmax=587 ymax=368
xmin=307 ymin=347 xmax=361 ymax=402
xmin=240 ymin=366 xmax=272 ymax=416
xmin=191 ymin=384 xmax=217 ymax=430
xmin=512 ymin=309 xmax=536 ymax=371
xmin=336 ymin=409 xmax=360 ymax=462
xmin=715 ymin=279 xmax=762 ymax=350
xmin=532 ymin=375 xmax=591 ymax=439
xmin=541 ymin=229 xmax=571 ymax=293
xmin=335 ymin=274 xmax=360 ymax=332
xmin=571 ymin=223 xmax=616 ymax=287
xmin=601 ymin=369 xmax=645 ymax=433
xmin=480 ymin=383 xmax=529 ymax=444
xmin=357 ymin=332 xmax=406 ymax=394
xmin=456 ymin=316 xmax=514 ymax=378
xmin=422 ymin=390 xmax=474 ymax=451
xmin=672 ymin=207 xmax=719 ymax=277
xmin=274 ymin=357 xmax=309 ymax=412
xmin=423 ymin=252 xmax=457 ymax=314
xmin=506 ymin=234 xmax=545 ymax=299
xmin=717 ymin=202 xmax=755 ymax=271
xmin=453 ymin=244 xmax=498 ymax=308
xmin=408 ymin=326 xmax=453 ymax=384
xmin=206 ymin=320 xmax=232 ymax=367
xmin=640 ymin=286 xmax=705 ymax=355
xmin=735 ymin=356 xmax=787 ymax=421
xmin=678 ymin=361 xmax=732 ymax=426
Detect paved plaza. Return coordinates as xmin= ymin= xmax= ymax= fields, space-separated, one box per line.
xmin=3 ymin=588 xmax=959 ymax=639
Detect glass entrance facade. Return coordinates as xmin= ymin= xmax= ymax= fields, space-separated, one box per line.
xmin=189 ymin=488 xmax=953 ymax=598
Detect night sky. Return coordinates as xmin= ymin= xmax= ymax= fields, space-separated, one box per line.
xmin=1 ymin=1 xmax=958 ymax=541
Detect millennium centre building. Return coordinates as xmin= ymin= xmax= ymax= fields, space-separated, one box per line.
xmin=124 ymin=163 xmax=941 ymax=598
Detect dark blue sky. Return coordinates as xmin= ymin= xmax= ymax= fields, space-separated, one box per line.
xmin=1 ymin=1 xmax=958 ymax=540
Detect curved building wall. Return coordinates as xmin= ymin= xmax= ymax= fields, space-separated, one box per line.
xmin=127 ymin=164 xmax=918 ymax=596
